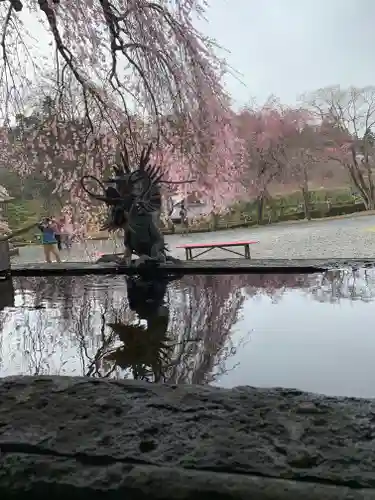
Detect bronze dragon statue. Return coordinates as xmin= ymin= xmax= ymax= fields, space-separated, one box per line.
xmin=81 ymin=142 xmax=181 ymax=266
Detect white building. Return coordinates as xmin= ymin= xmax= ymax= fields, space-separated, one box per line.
xmin=168 ymin=193 xmax=211 ymax=222
xmin=0 ymin=185 xmax=13 ymax=233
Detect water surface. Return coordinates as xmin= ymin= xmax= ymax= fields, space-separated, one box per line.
xmin=0 ymin=269 xmax=374 ymax=397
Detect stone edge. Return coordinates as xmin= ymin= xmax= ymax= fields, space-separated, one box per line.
xmin=1 ymin=456 xmax=375 ymax=500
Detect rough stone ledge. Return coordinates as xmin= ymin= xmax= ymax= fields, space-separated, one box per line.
xmin=1 ymin=457 xmax=375 ymax=500
xmin=1 ymin=376 xmax=375 ymax=499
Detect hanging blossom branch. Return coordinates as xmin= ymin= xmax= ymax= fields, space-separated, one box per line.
xmin=0 ymin=0 xmax=245 ymax=216
xmin=0 ymin=2 xmax=27 ymax=120
xmin=0 ymin=1 xmax=232 ymax=146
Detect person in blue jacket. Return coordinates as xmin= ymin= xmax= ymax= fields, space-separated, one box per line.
xmin=38 ymin=217 xmax=62 ymax=263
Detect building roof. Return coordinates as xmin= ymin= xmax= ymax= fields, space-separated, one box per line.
xmin=0 ymin=185 xmax=14 ymax=202
xmin=171 ymin=192 xmax=204 ymax=206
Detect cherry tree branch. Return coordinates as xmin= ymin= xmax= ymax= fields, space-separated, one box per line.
xmin=0 ymin=5 xmax=15 ymax=119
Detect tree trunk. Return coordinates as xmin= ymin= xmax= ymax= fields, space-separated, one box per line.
xmin=301 ymin=188 xmax=311 ymax=220
xmin=256 ymin=195 xmax=266 ymax=224
xmin=211 ymin=212 xmax=219 ymax=230
xmin=299 ymin=166 xmax=311 ymax=220
xmin=301 ymin=186 xmax=311 ymax=220
xmin=346 ymin=150 xmax=375 ymax=210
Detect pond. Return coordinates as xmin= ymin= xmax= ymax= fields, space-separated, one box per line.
xmin=0 ymin=268 xmax=374 ymax=398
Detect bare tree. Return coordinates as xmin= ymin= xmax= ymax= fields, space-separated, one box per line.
xmin=284 ymin=119 xmax=321 ymax=219
xmin=303 ymin=86 xmax=375 ymax=209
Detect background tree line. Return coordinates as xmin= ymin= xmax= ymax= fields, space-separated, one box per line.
xmin=1 ymin=85 xmax=375 ymax=231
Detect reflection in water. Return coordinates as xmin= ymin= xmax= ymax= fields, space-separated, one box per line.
xmin=308 ymin=268 xmax=375 ymax=303
xmin=1 ymin=269 xmax=375 ymax=396
xmin=99 ymin=273 xmax=181 ymax=382
xmin=0 ymin=273 xmax=310 ymax=382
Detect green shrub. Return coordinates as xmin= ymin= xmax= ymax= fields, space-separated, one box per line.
xmin=6 ymin=200 xmax=40 ymax=230
xmin=325 ymin=202 xmax=366 ymax=217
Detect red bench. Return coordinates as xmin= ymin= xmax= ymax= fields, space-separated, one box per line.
xmin=176 ymin=240 xmax=259 ymax=260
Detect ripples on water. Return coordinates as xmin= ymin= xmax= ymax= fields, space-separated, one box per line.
xmin=0 ymin=269 xmax=374 ymax=397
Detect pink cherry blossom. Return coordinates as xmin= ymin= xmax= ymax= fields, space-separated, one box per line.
xmin=0 ymin=0 xmax=244 ymax=221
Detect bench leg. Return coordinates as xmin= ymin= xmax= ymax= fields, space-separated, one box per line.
xmin=185 ymin=248 xmax=193 ymax=260
xmin=244 ymin=244 xmax=251 ymax=259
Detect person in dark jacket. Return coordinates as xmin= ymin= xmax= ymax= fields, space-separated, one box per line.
xmin=51 ymin=217 xmax=62 ymax=250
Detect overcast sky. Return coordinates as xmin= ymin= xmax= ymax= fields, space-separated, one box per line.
xmin=12 ymin=0 xmax=375 ymax=111
xmin=199 ymin=0 xmax=375 ymax=106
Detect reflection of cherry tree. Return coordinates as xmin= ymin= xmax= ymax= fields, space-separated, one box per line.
xmin=4 ymin=270 xmax=366 ymax=381
xmin=0 ymin=276 xmax=133 ymax=376
xmin=0 ymin=279 xmax=14 ymax=366
xmin=0 ymin=280 xmax=68 ymax=375
xmin=165 ymin=274 xmax=315 ymax=383
xmin=1 ymin=274 xmax=251 ymax=381
xmin=5 ymin=309 xmax=67 ymax=375
xmin=13 ymin=276 xmax=77 ymax=312
xmin=244 ymin=274 xmax=313 ymax=303
xmin=93 ymin=275 xmax=251 ymax=383
xmin=307 ymin=269 xmax=375 ymax=303
xmin=29 ymin=274 xmax=251 ymax=383
xmin=166 ymin=275 xmax=249 ymax=384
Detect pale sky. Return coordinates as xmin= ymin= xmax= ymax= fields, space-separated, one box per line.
xmin=8 ymin=0 xmax=375 ymax=112
xmin=199 ymin=0 xmax=375 ymax=106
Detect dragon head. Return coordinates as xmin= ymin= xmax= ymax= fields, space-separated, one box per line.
xmin=81 ymin=141 xmax=163 ymax=232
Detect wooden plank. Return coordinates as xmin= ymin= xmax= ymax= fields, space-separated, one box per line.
xmin=176 ymin=240 xmax=259 ymax=249
xmin=8 ymin=258 xmax=375 ymax=277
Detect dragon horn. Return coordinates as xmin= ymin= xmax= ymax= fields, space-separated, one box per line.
xmin=150 ymin=170 xmax=164 ymax=185
xmin=145 ymin=142 xmax=153 ymax=161
xmin=80 ymin=176 xmax=120 ymax=205
xmin=139 ymin=148 xmax=146 ymax=171
xmin=146 ymin=163 xmax=164 ymax=183
xmin=149 ymin=165 xmax=164 ymax=184
xmin=113 ymin=165 xmax=122 ymax=176
xmin=140 ymin=143 xmax=153 ymax=171
xmin=146 ymin=164 xmax=159 ymax=179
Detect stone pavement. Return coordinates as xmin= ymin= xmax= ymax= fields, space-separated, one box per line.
xmin=12 ymin=213 xmax=375 ymax=264
xmin=1 ymin=376 xmax=375 ymax=499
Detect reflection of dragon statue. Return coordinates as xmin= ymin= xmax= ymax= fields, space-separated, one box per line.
xmin=102 ymin=273 xmax=182 ymax=381
xmin=81 ymin=142 xmax=181 ymax=266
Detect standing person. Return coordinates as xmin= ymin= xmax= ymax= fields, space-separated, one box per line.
xmin=52 ymin=217 xmax=62 ymax=251
xmin=59 ymin=215 xmax=73 ymax=250
xmin=210 ymin=204 xmax=219 ymax=230
xmin=65 ymin=219 xmax=74 ymax=249
xmin=38 ymin=218 xmax=62 ymax=263
xmin=179 ymin=201 xmax=188 ymax=235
